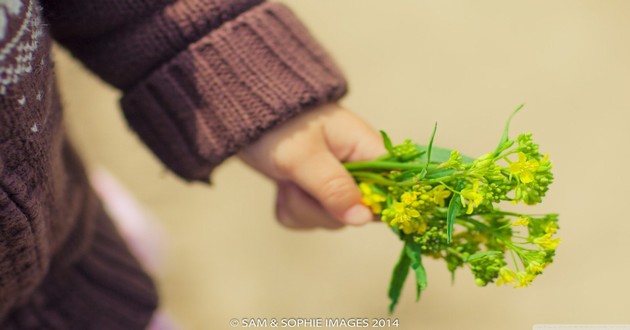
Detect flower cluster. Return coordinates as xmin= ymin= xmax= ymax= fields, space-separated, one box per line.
xmin=344 ymin=106 xmax=559 ymax=313
xmin=380 ymin=184 xmax=451 ymax=235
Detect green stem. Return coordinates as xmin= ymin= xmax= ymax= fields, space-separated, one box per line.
xmin=454 ymin=219 xmax=476 ymax=230
xmin=460 ymin=217 xmax=492 ymax=231
xmin=349 ymin=172 xmax=415 ymax=186
xmin=344 ymin=161 xmax=437 ymax=171
xmin=476 ymin=210 xmax=524 ymax=218
xmin=509 ymin=249 xmax=521 ymax=272
xmin=436 ymin=181 xmax=461 ymax=195
xmin=446 ymin=247 xmax=463 ymax=258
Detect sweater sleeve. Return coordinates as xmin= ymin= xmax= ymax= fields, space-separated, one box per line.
xmin=42 ymin=0 xmax=348 ymax=182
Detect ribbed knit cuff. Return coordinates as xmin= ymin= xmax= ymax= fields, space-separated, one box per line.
xmin=120 ymin=2 xmax=347 ymax=182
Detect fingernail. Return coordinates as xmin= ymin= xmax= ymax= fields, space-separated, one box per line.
xmin=343 ymin=204 xmax=373 ymax=225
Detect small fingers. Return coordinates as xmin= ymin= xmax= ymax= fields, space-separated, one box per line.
xmin=286 ymin=151 xmax=373 ymax=226
xmin=275 ymin=182 xmax=344 ymax=230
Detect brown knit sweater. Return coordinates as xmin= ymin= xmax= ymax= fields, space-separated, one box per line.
xmin=0 ymin=0 xmax=346 ymax=328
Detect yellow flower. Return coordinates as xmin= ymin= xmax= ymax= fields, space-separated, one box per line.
xmin=509 ymin=152 xmax=540 ymax=184
xmin=526 ymin=261 xmax=545 ymax=274
xmin=533 ymin=233 xmax=561 ymax=250
xmin=382 ymin=201 xmax=427 ymax=235
xmin=359 ymin=183 xmax=386 ymax=214
xmin=401 ymin=192 xmax=416 ymax=205
xmin=460 ymin=181 xmax=483 ymax=214
xmin=496 ymin=267 xmax=517 ymax=286
xmin=400 ymin=220 xmax=427 ymax=235
xmin=388 ymin=202 xmax=419 ymax=224
xmin=514 ymin=271 xmax=536 ymax=288
xmin=512 ymin=217 xmax=530 ymax=227
xmin=430 ymin=185 xmax=451 ymax=207
xmin=544 ymin=222 xmax=558 ymax=235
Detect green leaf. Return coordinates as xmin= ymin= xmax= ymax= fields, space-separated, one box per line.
xmin=446 ymin=187 xmax=463 ymax=244
xmin=388 ymin=246 xmax=411 ymax=314
xmin=405 ymin=241 xmax=428 ymax=301
xmin=465 ymin=250 xmax=502 ymax=262
xmin=380 ymin=130 xmax=395 ymax=156
xmin=425 ymin=122 xmax=438 ymax=167
xmin=494 ymin=103 xmax=524 ymax=154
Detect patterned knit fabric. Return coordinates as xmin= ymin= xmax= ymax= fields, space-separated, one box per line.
xmin=0 ymin=0 xmax=347 ymax=328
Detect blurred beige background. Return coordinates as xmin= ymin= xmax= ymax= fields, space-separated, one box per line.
xmin=56 ymin=1 xmax=630 ymax=329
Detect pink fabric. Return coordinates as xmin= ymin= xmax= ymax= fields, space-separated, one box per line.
xmin=91 ymin=168 xmax=166 ymax=273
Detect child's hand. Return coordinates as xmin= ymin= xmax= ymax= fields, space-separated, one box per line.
xmin=238 ymin=103 xmax=386 ymax=229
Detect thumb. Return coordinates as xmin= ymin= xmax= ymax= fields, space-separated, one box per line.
xmin=286 ymin=150 xmax=373 ymax=226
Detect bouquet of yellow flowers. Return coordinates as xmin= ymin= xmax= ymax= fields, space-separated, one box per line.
xmin=344 ymin=105 xmax=558 ymax=313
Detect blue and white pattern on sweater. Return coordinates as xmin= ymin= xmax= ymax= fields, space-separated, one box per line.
xmin=0 ymin=0 xmax=42 ymax=95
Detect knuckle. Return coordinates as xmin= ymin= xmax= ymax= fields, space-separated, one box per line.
xmin=271 ymin=152 xmax=299 ymax=176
